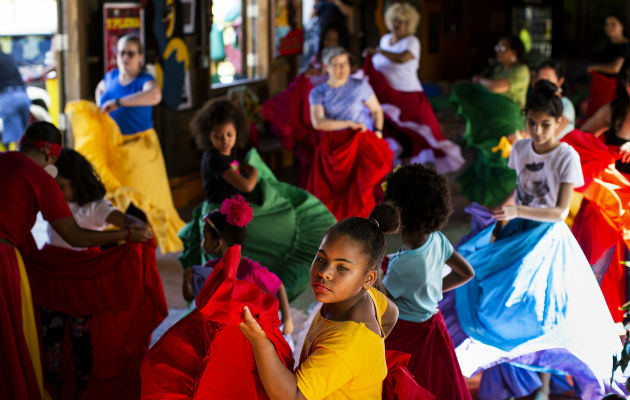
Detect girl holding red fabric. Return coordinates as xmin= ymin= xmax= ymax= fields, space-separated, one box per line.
xmin=240 ymin=204 xmax=400 ymax=399
xmin=381 ymin=164 xmax=474 ymax=400
xmin=40 ymin=148 xmax=150 ymax=397
xmin=0 ymin=121 xmax=152 ymax=400
xmin=307 ymin=46 xmax=393 ymax=220
xmin=182 ymin=195 xmax=294 ymax=335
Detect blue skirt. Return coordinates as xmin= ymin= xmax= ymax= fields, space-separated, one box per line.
xmin=441 ymin=217 xmax=625 ymax=398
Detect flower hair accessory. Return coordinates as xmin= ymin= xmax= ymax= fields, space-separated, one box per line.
xmin=219 ymin=194 xmax=253 ymax=227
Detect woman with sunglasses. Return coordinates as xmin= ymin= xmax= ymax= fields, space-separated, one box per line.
xmin=451 ymin=35 xmax=530 ymax=208
xmin=66 ymin=34 xmax=184 ymax=253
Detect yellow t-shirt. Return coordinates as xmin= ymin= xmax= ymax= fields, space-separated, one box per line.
xmin=296 ymin=287 xmax=388 ymax=400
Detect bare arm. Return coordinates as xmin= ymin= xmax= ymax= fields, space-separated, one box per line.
xmin=240 ymin=307 xmax=307 ymax=400
xmin=310 ymin=104 xmax=366 ymax=131
xmin=364 ymin=94 xmax=384 ymax=137
xmin=101 ymin=80 xmax=162 ymax=112
xmin=275 ymin=284 xmax=294 ymax=335
xmin=442 ymin=250 xmax=474 ymax=292
xmin=221 ymin=166 xmax=258 ymax=193
xmin=182 ymin=267 xmax=195 ymax=302
xmin=381 ymin=296 xmax=399 ymax=337
xmin=105 ymin=209 xmax=145 ymax=228
xmin=494 ymin=182 xmax=575 ymax=222
xmin=581 ymin=103 xmax=611 ymax=136
xmin=376 ymin=49 xmax=415 ymax=64
xmin=477 ymin=77 xmax=510 ymax=94
xmin=588 ymin=57 xmax=625 ymax=75
xmin=332 ymin=0 xmax=353 ymax=17
xmin=95 ymin=80 xmax=105 ymax=105
xmin=49 ymin=216 xmax=152 ymax=248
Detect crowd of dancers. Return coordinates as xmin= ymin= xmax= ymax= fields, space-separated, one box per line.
xmin=3 ymin=4 xmax=630 ymax=400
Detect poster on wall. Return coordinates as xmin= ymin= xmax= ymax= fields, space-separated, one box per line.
xmin=274 ymin=0 xmax=303 ymax=57
xmin=103 ymin=3 xmax=144 ymax=74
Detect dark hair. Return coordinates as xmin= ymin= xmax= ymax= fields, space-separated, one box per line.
xmin=538 ymin=59 xmax=565 ymax=81
xmin=316 ymin=21 xmax=350 ymax=63
xmin=606 ymin=13 xmax=625 ymax=27
xmin=502 ymin=35 xmax=525 ymax=61
xmin=610 ymin=59 xmax=630 ymax=134
xmin=324 ymin=204 xmax=400 ymax=270
xmin=20 ymin=121 xmax=62 ymax=148
xmin=55 ymin=148 xmax=107 ymax=206
xmin=601 ymin=394 xmax=625 ymax=400
xmin=524 ymin=79 xmax=564 ymax=118
xmin=190 ymin=98 xmax=249 ymax=151
xmin=384 ymin=164 xmax=451 ymax=236
xmin=206 ymin=211 xmax=247 ymax=247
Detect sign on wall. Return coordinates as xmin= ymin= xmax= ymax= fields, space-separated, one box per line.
xmin=103 ymin=3 xmax=144 ymax=73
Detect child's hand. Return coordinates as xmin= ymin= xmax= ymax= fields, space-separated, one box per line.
xmin=239 ymin=306 xmax=268 ymax=343
xmin=129 ymin=224 xmax=153 ymax=242
xmin=282 ymin=317 xmax=294 ymax=336
xmin=493 ymin=205 xmax=517 ymax=221
xmin=182 ymin=267 xmax=194 ymax=302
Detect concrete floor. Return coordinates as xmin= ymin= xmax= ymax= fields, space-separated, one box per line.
xmin=152 ymin=106 xmax=582 ymax=399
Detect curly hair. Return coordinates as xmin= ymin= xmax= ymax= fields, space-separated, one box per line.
xmin=385 ymin=3 xmax=420 ymax=34
xmin=325 ymin=203 xmax=400 ymax=270
xmin=55 ymin=148 xmax=107 ymax=206
xmin=384 ymin=165 xmax=452 ymax=236
xmin=190 ymin=98 xmax=249 ymax=151
xmin=501 ymin=35 xmax=525 ymax=61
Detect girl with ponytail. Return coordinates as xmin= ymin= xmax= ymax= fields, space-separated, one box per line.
xmin=440 ymin=80 xmax=625 ymax=399
xmin=240 ymin=204 xmax=400 ymax=399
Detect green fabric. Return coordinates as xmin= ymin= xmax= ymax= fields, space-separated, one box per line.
xmin=455 ymin=151 xmax=516 ymax=208
xmin=178 ymin=148 xmax=337 ymax=301
xmin=450 ymin=82 xmax=523 ymax=207
xmin=492 ymin=63 xmax=530 ymax=109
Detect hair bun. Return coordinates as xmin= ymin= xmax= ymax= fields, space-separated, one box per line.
xmin=219 ymin=194 xmax=253 ymax=228
xmin=533 ymin=79 xmax=559 ymax=97
xmin=368 ymin=203 xmax=400 ymax=234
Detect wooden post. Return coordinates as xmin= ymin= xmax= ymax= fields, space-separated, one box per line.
xmin=61 ymin=0 xmax=89 ymax=103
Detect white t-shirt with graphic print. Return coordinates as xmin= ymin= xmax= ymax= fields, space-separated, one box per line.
xmin=508 ymin=138 xmax=584 ymax=208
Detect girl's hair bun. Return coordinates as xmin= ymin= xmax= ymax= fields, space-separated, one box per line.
xmin=533 ymin=79 xmax=559 ymax=97
xmin=368 ymin=203 xmax=400 ymax=234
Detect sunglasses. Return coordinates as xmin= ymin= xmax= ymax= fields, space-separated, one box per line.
xmin=494 ymin=44 xmax=507 ymax=53
xmin=119 ymin=50 xmax=138 ymax=57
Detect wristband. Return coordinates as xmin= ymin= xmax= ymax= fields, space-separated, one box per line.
xmin=374 ymin=128 xmax=383 ymax=132
xmin=116 ymin=98 xmax=122 ymax=107
xmin=125 ymin=226 xmax=132 ymax=241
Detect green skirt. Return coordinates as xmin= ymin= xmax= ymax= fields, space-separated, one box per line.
xmin=178 ymin=149 xmax=337 ymax=300
xmin=451 ymin=83 xmax=523 ymax=207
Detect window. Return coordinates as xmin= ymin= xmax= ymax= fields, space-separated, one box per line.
xmin=210 ymin=0 xmax=268 ymax=87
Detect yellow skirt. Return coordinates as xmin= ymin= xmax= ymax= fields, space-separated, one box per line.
xmin=65 ymin=100 xmax=184 ymax=253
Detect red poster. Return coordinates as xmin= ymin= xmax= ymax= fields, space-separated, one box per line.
xmin=103 ymin=3 xmax=144 ymax=73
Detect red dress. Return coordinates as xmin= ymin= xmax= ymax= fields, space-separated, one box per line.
xmin=0 ymin=151 xmax=73 ymax=400
xmin=23 ymin=240 xmax=167 ymax=399
xmin=141 ymin=245 xmax=294 ymax=399
xmin=561 ymin=130 xmax=630 ymax=322
xmin=362 ymin=56 xmax=464 ymax=174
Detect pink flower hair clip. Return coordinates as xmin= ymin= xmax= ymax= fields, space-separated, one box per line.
xmin=219 ymin=194 xmax=254 ymax=228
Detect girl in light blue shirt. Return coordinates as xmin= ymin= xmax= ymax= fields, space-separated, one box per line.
xmin=382 ymin=164 xmax=474 ymax=400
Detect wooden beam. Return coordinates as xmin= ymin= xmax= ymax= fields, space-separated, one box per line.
xmin=61 ymin=0 xmax=89 ymax=103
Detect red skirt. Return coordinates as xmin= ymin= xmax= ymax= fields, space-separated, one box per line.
xmin=0 ymin=242 xmax=42 ymax=399
xmin=24 ymin=240 xmax=167 ymax=399
xmin=586 ymin=71 xmax=617 ymax=118
xmin=385 ymin=312 xmax=471 ymax=400
xmin=306 ymin=129 xmax=393 ymax=220
xmin=141 ymin=245 xmax=294 ymax=399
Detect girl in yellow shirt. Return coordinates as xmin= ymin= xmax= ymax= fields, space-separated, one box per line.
xmin=240 ymin=204 xmax=400 ymax=400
